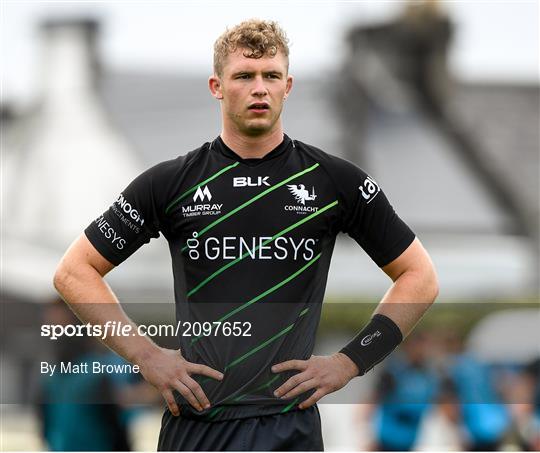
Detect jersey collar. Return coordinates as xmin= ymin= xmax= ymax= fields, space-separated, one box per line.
xmin=212 ymin=134 xmax=292 ymax=166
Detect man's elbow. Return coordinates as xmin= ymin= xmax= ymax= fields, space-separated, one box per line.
xmin=425 ymin=264 xmax=439 ymax=303
xmin=53 ymin=259 xmax=82 ymax=296
xmin=53 ymin=262 xmax=71 ymax=295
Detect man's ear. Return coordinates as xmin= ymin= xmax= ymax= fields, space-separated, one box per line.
xmin=284 ymin=74 xmax=294 ymax=100
xmin=209 ymin=75 xmax=223 ymax=100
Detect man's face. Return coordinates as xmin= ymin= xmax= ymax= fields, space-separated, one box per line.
xmin=210 ymin=48 xmax=293 ymax=136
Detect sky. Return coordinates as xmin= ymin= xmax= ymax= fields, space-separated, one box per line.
xmin=1 ymin=1 xmax=539 ymax=106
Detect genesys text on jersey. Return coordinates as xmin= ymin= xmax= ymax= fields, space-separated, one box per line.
xmin=186 ymin=235 xmax=317 ymax=261
xmin=94 ymin=214 xmax=126 ymax=250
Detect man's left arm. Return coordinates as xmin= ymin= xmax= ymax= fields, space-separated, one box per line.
xmin=375 ymin=237 xmax=439 ymax=334
xmin=272 ymin=238 xmax=438 ymax=409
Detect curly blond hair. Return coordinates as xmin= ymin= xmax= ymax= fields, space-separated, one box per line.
xmin=213 ymin=19 xmax=290 ymax=76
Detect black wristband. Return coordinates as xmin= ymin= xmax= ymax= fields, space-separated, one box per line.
xmin=339 ymin=314 xmax=403 ymax=376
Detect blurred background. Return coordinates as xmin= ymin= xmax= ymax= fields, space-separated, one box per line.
xmin=1 ymin=0 xmax=539 ymax=450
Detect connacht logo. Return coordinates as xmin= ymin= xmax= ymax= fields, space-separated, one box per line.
xmin=287 ymin=184 xmax=317 ymax=205
xmin=193 ymin=185 xmax=212 ymax=202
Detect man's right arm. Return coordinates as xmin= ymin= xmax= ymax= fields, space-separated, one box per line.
xmin=53 ymin=233 xmax=223 ymax=415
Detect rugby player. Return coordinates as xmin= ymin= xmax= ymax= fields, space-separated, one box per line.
xmin=54 ymin=19 xmax=439 ymax=451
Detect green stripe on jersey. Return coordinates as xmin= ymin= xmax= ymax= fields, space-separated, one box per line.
xmin=187 ymin=200 xmax=338 ymax=298
xmin=223 ymin=307 xmax=309 ymax=371
xmin=207 ymin=375 xmax=281 ymax=420
xmin=198 ymin=307 xmax=309 ymax=386
xmin=280 ymin=397 xmax=300 ymax=413
xmin=190 ymin=253 xmax=322 ymax=345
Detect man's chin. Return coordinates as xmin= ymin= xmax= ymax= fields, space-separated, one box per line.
xmin=241 ymin=121 xmax=274 ymax=136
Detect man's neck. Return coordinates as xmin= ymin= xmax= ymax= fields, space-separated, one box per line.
xmin=220 ymin=127 xmax=285 ymax=159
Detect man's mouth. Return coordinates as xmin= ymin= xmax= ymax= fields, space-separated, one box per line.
xmin=248 ymin=103 xmax=270 ymax=111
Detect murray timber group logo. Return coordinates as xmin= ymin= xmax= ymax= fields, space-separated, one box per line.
xmin=284 ymin=184 xmax=319 ymax=215
xmin=193 ymin=185 xmax=212 ymax=202
xmin=182 ymin=185 xmax=222 ymax=218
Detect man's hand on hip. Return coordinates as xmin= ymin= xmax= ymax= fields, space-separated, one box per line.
xmin=271 ymin=353 xmax=359 ymax=409
xmin=136 ymin=347 xmax=223 ymax=416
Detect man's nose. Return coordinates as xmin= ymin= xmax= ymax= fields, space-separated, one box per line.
xmin=251 ymin=75 xmax=268 ymax=96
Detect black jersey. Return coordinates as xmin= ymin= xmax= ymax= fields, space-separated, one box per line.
xmin=85 ymin=134 xmax=415 ymax=421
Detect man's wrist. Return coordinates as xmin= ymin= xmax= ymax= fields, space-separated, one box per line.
xmin=335 ymin=352 xmax=360 ymax=379
xmin=339 ymin=314 xmax=403 ymax=376
xmin=129 ymin=338 xmax=162 ymax=367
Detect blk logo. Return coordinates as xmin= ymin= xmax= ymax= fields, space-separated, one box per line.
xmin=233 ymin=176 xmax=271 ymax=187
xmin=193 ymin=185 xmax=212 ymax=202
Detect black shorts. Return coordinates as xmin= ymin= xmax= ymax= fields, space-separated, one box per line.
xmin=157 ymin=406 xmax=324 ymax=451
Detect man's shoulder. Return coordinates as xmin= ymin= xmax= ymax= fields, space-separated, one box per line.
xmin=125 ymin=142 xmax=211 ymax=203
xmin=293 ymin=139 xmax=366 ymax=176
xmin=142 ymin=142 xmax=210 ymax=179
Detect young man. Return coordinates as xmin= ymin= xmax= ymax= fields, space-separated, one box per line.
xmin=54 ymin=19 xmax=438 ymax=451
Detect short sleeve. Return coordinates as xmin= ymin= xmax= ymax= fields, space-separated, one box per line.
xmin=84 ymin=165 xmax=166 ymax=266
xmin=331 ymin=157 xmax=415 ymax=267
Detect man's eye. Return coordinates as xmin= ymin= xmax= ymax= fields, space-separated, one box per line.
xmin=266 ymin=74 xmax=280 ymax=79
xmin=237 ymin=74 xmax=250 ymax=79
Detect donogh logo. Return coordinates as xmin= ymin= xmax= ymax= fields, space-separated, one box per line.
xmin=193 ymin=185 xmax=212 ymax=202
xmin=114 ymin=194 xmax=145 ymax=226
xmin=287 ymin=184 xmax=317 ymax=205
xmin=360 ymin=330 xmax=381 ymax=346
